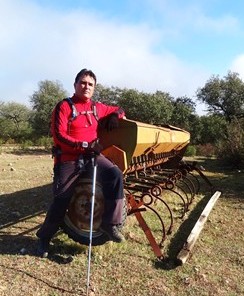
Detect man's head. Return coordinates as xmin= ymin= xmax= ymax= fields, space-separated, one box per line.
xmin=74 ymin=69 xmax=97 ymax=101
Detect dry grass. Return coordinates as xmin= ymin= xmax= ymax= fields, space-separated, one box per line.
xmin=0 ymin=151 xmax=243 ymax=296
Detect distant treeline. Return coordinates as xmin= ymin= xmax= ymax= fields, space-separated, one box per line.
xmin=0 ymin=71 xmax=243 ymax=168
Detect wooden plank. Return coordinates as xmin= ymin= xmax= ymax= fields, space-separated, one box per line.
xmin=177 ymin=191 xmax=222 ymax=264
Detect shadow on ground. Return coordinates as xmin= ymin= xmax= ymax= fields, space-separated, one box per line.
xmin=153 ymin=157 xmax=244 ymax=270
xmin=0 ymin=183 xmax=51 ymax=252
xmin=0 ymin=182 xmax=87 ymax=262
xmin=1 ymin=157 xmax=243 ymax=265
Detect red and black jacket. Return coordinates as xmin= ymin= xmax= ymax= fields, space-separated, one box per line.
xmin=51 ymin=95 xmax=125 ymax=162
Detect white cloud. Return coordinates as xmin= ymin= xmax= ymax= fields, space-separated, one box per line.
xmin=230 ymin=54 xmax=244 ymax=80
xmin=0 ymin=0 xmax=210 ymax=115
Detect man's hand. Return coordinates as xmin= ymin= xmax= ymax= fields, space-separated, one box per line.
xmin=88 ymin=139 xmax=103 ymax=155
xmin=105 ymin=113 xmax=119 ymax=132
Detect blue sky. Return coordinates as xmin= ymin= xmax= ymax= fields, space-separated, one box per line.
xmin=1 ymin=0 xmax=244 ymax=114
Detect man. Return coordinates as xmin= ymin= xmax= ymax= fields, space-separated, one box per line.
xmin=36 ymin=69 xmax=126 ymax=257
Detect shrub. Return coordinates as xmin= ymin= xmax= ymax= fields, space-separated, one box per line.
xmin=216 ymin=118 xmax=244 ymax=168
xmin=196 ymin=143 xmax=216 ymax=157
xmin=5 ymin=138 xmax=16 ymax=145
xmin=184 ymin=145 xmax=196 ymax=156
xmin=35 ymin=136 xmax=53 ymax=150
xmin=0 ymin=138 xmax=2 ymax=154
xmin=20 ymin=140 xmax=33 ymax=151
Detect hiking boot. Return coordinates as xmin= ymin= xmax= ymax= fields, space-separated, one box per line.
xmin=37 ymin=238 xmax=50 ymax=258
xmin=100 ymin=224 xmax=125 ymax=243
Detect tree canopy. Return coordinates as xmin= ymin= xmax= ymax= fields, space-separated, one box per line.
xmin=196 ymin=71 xmax=244 ymax=122
xmin=30 ymin=80 xmax=68 ymax=136
xmin=118 ymin=89 xmax=174 ymax=125
xmin=170 ymin=96 xmax=196 ymax=131
xmin=0 ymin=70 xmax=243 ymax=167
xmin=0 ymin=101 xmax=33 ymax=141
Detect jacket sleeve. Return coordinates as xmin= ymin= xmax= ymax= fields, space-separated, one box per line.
xmin=96 ymin=102 xmax=125 ymax=119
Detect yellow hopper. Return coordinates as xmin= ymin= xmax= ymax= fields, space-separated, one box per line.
xmin=98 ymin=119 xmax=190 ymax=173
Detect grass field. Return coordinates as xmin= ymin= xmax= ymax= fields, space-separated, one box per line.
xmin=0 ymin=150 xmax=243 ymax=296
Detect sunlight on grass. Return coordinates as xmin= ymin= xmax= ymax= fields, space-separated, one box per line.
xmin=0 ymin=153 xmax=243 ymax=296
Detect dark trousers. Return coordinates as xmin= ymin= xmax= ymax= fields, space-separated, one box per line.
xmin=36 ymin=154 xmax=124 ymax=240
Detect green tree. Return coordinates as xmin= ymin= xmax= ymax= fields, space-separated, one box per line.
xmin=118 ymin=89 xmax=174 ymax=124
xmin=197 ymin=72 xmax=244 ymax=166
xmin=30 ymin=80 xmax=68 ymax=136
xmin=196 ymin=71 xmax=244 ymax=122
xmin=199 ymin=115 xmax=227 ymax=144
xmin=93 ymin=84 xmax=122 ymax=105
xmin=170 ymin=96 xmax=196 ymax=130
xmin=217 ymin=117 xmax=244 ymax=168
xmin=186 ymin=114 xmax=202 ymax=145
xmin=0 ymin=101 xmax=33 ymax=142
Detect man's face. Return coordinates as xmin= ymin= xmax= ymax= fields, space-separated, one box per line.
xmin=74 ymin=74 xmax=95 ymax=101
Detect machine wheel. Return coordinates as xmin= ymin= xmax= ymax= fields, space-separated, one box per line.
xmin=62 ymin=178 xmax=127 ymax=246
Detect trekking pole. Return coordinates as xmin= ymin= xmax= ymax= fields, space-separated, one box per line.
xmin=86 ymin=152 xmax=98 ymax=296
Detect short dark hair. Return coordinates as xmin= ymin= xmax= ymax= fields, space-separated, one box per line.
xmin=74 ymin=69 xmax=97 ymax=85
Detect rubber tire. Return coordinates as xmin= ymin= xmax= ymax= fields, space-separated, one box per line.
xmin=61 ymin=180 xmax=127 ymax=246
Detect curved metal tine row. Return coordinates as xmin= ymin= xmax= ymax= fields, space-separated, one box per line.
xmin=149 ymin=185 xmax=174 ymax=236
xmin=124 ymin=183 xmax=173 ymax=245
xmin=173 ymin=163 xmax=201 ymax=198
xmin=186 ymin=172 xmax=201 ymax=195
xmin=125 ymin=172 xmax=182 ymax=215
xmin=175 ymin=175 xmax=195 ymax=205
xmin=149 ymin=165 xmax=201 ymax=206
xmin=141 ymin=194 xmax=167 ymax=246
xmin=124 ymin=161 xmax=204 ymax=252
xmin=178 ymin=161 xmax=207 ymax=194
xmin=139 ymin=170 xmax=190 ymax=216
xmin=126 ymin=169 xmax=190 ymax=217
xmin=125 ymin=174 xmax=187 ymax=239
